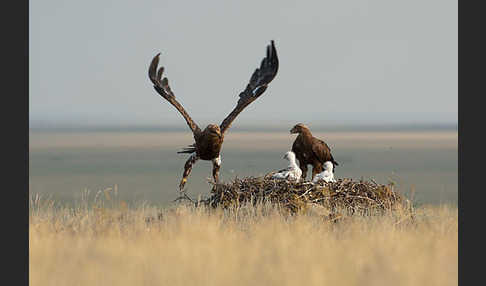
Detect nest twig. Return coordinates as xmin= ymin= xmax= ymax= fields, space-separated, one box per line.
xmin=182 ymin=173 xmax=403 ymax=214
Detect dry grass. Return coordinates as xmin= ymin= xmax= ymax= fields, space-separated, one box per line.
xmin=29 ymin=192 xmax=457 ymax=286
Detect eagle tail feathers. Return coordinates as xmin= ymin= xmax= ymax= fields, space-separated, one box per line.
xmin=330 ymin=154 xmax=339 ymax=167
xmin=177 ymin=144 xmax=197 ymax=154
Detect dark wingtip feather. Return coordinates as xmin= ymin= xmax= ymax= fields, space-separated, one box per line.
xmin=157 ymin=67 xmax=164 ymax=82
xmin=148 ymin=53 xmax=161 ymax=84
xmin=270 ymin=41 xmax=276 ymax=55
xmin=161 ymin=77 xmax=169 ymax=87
xmin=270 ymin=41 xmax=278 ymax=66
xmin=269 ymin=40 xmax=276 ymax=58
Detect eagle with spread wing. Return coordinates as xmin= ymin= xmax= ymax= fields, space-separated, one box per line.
xmin=290 ymin=123 xmax=339 ymax=180
xmin=148 ymin=41 xmax=279 ymax=191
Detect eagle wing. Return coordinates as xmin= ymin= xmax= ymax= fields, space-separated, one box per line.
xmin=219 ymin=40 xmax=279 ymax=135
xmin=149 ymin=53 xmax=201 ymax=135
xmin=311 ymin=138 xmax=332 ymax=162
xmin=292 ymin=136 xmax=307 ymax=161
xmin=312 ymin=138 xmax=339 ymax=166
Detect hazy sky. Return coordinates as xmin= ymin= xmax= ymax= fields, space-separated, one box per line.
xmin=30 ymin=0 xmax=457 ymax=128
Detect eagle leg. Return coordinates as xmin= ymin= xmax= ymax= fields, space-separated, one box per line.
xmin=212 ymin=155 xmax=222 ymax=184
xmin=299 ymin=161 xmax=308 ymax=180
xmin=311 ymin=163 xmax=323 ymax=180
xmin=179 ymin=154 xmax=199 ymax=191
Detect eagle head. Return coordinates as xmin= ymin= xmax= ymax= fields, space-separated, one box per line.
xmin=290 ymin=123 xmax=309 ymax=134
xmin=206 ymin=124 xmax=222 ymax=138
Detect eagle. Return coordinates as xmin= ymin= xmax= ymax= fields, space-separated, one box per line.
xmin=148 ymin=41 xmax=279 ymax=191
xmin=271 ymin=151 xmax=302 ymax=182
xmin=290 ymin=123 xmax=339 ymax=180
xmin=312 ymin=161 xmax=336 ymax=183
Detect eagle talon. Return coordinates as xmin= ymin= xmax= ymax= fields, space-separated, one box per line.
xmin=179 ymin=178 xmax=187 ymax=191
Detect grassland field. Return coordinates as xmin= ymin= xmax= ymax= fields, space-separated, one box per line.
xmin=29 ymin=191 xmax=457 ymax=286
xmin=29 ymin=129 xmax=458 ymax=286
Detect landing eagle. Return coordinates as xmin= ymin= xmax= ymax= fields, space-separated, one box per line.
xmin=148 ymin=41 xmax=279 ymax=191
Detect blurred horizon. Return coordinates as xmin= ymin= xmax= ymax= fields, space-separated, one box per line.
xmin=29 ymin=120 xmax=457 ymax=133
xmin=29 ymin=128 xmax=458 ymax=206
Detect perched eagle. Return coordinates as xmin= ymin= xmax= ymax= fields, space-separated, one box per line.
xmin=312 ymin=161 xmax=336 ymax=183
xmin=271 ymin=151 xmax=302 ymax=182
xmin=290 ymin=123 xmax=339 ymax=180
xmin=148 ymin=41 xmax=279 ymax=191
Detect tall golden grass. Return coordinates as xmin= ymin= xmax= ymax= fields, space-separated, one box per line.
xmin=29 ymin=191 xmax=457 ymax=286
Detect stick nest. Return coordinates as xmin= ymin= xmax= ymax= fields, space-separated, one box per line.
xmin=191 ymin=173 xmax=403 ymax=214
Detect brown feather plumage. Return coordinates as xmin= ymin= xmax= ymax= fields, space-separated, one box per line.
xmin=148 ymin=41 xmax=279 ymax=191
xmin=290 ymin=123 xmax=339 ymax=180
